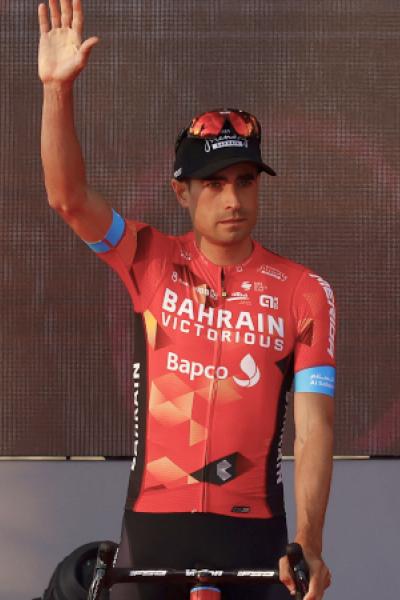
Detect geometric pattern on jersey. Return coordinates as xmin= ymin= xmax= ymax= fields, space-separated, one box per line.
xmin=190 ymin=452 xmax=254 ymax=486
xmin=143 ymin=310 xmax=172 ymax=351
xmin=297 ymin=318 xmax=314 ymax=346
xmin=275 ymin=354 xmax=294 ymax=375
xmin=145 ymin=366 xmax=246 ymax=492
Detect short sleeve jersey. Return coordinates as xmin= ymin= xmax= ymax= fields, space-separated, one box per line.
xmin=86 ymin=211 xmax=337 ymax=519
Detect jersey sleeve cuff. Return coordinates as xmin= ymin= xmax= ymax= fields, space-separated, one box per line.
xmin=294 ymin=366 xmax=336 ymax=397
xmin=84 ymin=209 xmax=125 ymax=254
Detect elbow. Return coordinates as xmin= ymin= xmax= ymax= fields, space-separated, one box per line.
xmin=46 ymin=186 xmax=88 ymax=215
xmin=47 ymin=199 xmax=73 ymax=214
xmin=294 ymin=422 xmax=334 ymax=456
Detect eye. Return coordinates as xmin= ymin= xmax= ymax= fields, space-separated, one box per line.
xmin=238 ymin=177 xmax=254 ymax=187
xmin=207 ymin=180 xmax=223 ymax=191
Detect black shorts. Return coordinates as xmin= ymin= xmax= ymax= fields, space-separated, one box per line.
xmin=110 ymin=511 xmax=291 ymax=600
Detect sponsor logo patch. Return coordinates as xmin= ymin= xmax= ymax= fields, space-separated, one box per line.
xmin=131 ymin=362 xmax=140 ymax=472
xmin=204 ymin=133 xmax=249 ymax=153
xmin=308 ymin=274 xmax=336 ymax=358
xmin=257 ymin=265 xmax=287 ymax=282
xmin=161 ymin=288 xmax=286 ymax=351
xmin=232 ymin=354 xmax=261 ymax=388
xmin=217 ymin=459 xmax=233 ymax=482
xmin=231 ymin=506 xmax=251 ymax=514
xmin=259 ymin=294 xmax=279 ymax=310
xmin=166 ymin=351 xmax=261 ymax=388
xmin=254 ymin=281 xmax=268 ymax=292
xmin=226 ymin=292 xmax=250 ymax=303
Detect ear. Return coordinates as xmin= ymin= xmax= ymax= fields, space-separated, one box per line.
xmin=171 ymin=178 xmax=190 ymax=208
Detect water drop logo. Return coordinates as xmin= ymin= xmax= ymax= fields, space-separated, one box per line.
xmin=233 ymin=354 xmax=261 ymax=388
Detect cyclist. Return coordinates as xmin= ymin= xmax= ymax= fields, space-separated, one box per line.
xmin=38 ymin=2 xmax=334 ymax=599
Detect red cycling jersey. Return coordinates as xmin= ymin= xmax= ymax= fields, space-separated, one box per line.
xmin=86 ymin=210 xmax=336 ymax=519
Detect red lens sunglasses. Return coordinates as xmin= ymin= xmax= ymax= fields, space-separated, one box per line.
xmin=175 ymin=109 xmax=261 ymax=152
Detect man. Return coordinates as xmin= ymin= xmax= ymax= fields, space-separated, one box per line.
xmin=38 ymin=2 xmax=335 ymax=599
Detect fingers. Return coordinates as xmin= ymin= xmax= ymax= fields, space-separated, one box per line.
xmin=48 ymin=0 xmax=61 ymax=28
xmin=327 ymin=570 xmax=332 ymax=587
xmin=280 ymin=553 xmax=332 ymax=600
xmin=60 ymin=0 xmax=73 ymax=28
xmin=303 ymin=566 xmax=332 ymax=600
xmin=47 ymin=0 xmax=78 ymax=31
xmin=38 ymin=3 xmax=50 ymax=34
xmin=303 ymin=579 xmax=325 ymax=600
xmin=303 ymin=578 xmax=319 ymax=600
xmin=41 ymin=0 xmax=87 ymax=47
xmin=79 ymin=36 xmax=99 ymax=60
xmin=72 ymin=0 xmax=83 ymax=37
xmin=303 ymin=586 xmax=316 ymax=599
xmin=279 ymin=556 xmax=296 ymax=596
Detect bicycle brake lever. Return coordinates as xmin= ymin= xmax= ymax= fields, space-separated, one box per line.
xmin=286 ymin=543 xmax=309 ymax=599
xmin=88 ymin=542 xmax=116 ymax=600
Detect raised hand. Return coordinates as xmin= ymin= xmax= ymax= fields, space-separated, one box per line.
xmin=38 ymin=0 xmax=99 ymax=85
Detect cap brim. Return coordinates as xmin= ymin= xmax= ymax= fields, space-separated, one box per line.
xmin=183 ymin=157 xmax=276 ymax=179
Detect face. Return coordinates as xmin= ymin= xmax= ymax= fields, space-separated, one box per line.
xmin=171 ymin=162 xmax=261 ymax=248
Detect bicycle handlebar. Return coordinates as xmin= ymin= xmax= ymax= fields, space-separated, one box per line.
xmin=105 ymin=567 xmax=281 ymax=584
xmin=88 ymin=542 xmax=309 ymax=600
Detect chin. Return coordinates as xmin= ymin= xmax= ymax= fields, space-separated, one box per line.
xmin=219 ymin=231 xmax=249 ymax=246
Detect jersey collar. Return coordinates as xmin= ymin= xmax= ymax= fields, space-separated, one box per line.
xmin=189 ymin=233 xmax=265 ymax=274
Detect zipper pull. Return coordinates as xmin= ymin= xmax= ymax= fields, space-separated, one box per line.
xmin=221 ymin=270 xmax=228 ymax=297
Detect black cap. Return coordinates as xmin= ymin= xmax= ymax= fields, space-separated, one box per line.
xmin=173 ymin=124 xmax=276 ymax=180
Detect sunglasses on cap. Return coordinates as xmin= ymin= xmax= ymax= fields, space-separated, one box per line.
xmin=175 ymin=108 xmax=262 ymax=153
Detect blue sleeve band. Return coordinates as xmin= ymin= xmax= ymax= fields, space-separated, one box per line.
xmin=86 ymin=239 xmax=111 ymax=253
xmin=85 ymin=209 xmax=125 ymax=254
xmin=294 ymin=366 xmax=336 ymax=397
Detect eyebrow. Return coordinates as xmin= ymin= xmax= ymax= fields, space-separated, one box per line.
xmin=204 ymin=172 xmax=257 ymax=182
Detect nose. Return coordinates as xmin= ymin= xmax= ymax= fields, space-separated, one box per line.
xmin=223 ymin=184 xmax=241 ymax=211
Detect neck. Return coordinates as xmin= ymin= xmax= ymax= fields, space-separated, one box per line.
xmin=195 ymin=234 xmax=253 ymax=266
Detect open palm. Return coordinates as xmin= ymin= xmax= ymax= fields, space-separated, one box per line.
xmin=38 ymin=0 xmax=98 ymax=84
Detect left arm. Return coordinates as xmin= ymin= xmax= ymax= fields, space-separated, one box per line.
xmin=279 ymin=391 xmax=333 ymax=599
xmin=280 ymin=268 xmax=337 ymax=598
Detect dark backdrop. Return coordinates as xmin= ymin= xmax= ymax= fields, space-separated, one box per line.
xmin=1 ymin=0 xmax=399 ymax=456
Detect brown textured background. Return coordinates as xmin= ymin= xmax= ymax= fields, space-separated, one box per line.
xmin=1 ymin=0 xmax=399 ymax=456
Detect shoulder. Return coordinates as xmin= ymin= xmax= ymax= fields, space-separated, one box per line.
xmin=254 ymin=244 xmax=309 ymax=285
xmin=256 ymin=244 xmax=334 ymax=289
xmin=129 ymin=220 xmax=193 ymax=262
xmin=253 ymin=245 xmax=336 ymax=320
xmin=129 ymin=220 xmax=191 ymax=242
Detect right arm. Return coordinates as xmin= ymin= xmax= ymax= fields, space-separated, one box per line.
xmin=38 ymin=0 xmax=136 ymax=261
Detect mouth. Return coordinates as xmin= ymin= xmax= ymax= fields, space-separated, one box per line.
xmin=218 ymin=218 xmax=246 ymax=224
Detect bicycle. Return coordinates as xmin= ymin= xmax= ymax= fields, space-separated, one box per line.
xmin=88 ymin=541 xmax=309 ymax=600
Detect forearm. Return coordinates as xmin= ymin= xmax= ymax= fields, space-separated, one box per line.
xmin=41 ymin=82 xmax=87 ymax=211
xmin=294 ymin=424 xmax=333 ymax=555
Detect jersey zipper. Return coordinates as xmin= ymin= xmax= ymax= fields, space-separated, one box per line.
xmin=201 ymin=267 xmax=227 ymax=511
